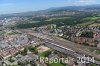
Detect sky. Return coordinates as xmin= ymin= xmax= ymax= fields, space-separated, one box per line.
xmin=0 ymin=0 xmax=100 ymax=14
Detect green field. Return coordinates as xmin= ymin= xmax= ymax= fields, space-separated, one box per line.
xmin=45 ymin=17 xmax=71 ymax=22
xmin=77 ymin=21 xmax=94 ymax=26
xmin=77 ymin=16 xmax=100 ymax=26
xmin=82 ymin=16 xmax=100 ymax=21
xmin=39 ymin=50 xmax=51 ymax=57
xmin=49 ymin=63 xmax=64 ymax=66
xmin=89 ymin=23 xmax=100 ymax=26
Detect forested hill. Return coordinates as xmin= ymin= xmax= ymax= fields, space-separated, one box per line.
xmin=1 ymin=4 xmax=100 ymax=18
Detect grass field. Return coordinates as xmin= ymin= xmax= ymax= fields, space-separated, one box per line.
xmin=77 ymin=21 xmax=94 ymax=26
xmin=82 ymin=17 xmax=100 ymax=21
xmin=39 ymin=50 xmax=51 ymax=57
xmin=77 ymin=16 xmax=100 ymax=26
xmin=45 ymin=17 xmax=71 ymax=21
xmin=89 ymin=23 xmax=100 ymax=26
xmin=48 ymin=63 xmax=64 ymax=66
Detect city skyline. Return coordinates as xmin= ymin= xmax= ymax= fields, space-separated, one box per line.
xmin=0 ymin=0 xmax=100 ymax=14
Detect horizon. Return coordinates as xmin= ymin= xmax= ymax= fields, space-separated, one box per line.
xmin=0 ymin=0 xmax=100 ymax=15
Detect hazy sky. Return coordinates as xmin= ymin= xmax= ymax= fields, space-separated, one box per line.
xmin=0 ymin=0 xmax=99 ymax=14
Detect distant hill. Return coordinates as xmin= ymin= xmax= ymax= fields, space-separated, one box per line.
xmin=1 ymin=4 xmax=100 ymax=18
xmin=46 ymin=4 xmax=100 ymax=12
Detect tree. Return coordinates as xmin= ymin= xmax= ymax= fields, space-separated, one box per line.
xmin=28 ymin=46 xmax=38 ymax=54
xmin=80 ymin=31 xmax=94 ymax=38
xmin=20 ymin=48 xmax=27 ymax=56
